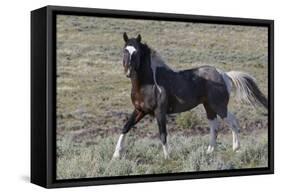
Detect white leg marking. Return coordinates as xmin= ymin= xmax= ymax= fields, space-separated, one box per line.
xmin=232 ymin=131 xmax=240 ymax=152
xmin=207 ymin=118 xmax=218 ymax=154
xmin=112 ymin=134 xmax=126 ymax=159
xmin=224 ymin=112 xmax=240 ymax=151
xmin=162 ymin=143 xmax=169 ymax=159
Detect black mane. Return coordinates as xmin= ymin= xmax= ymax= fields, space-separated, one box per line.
xmin=137 ymin=43 xmax=154 ymax=84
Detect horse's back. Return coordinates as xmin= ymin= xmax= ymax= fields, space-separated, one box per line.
xmin=157 ymin=65 xmax=229 ymax=117
xmin=193 ymin=65 xmax=221 ymax=81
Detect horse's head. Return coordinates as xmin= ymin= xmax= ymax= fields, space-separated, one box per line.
xmin=122 ymin=32 xmax=142 ymax=78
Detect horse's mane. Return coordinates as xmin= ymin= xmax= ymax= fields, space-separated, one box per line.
xmin=149 ymin=47 xmax=173 ymax=71
xmin=141 ymin=43 xmax=174 ymax=93
xmin=140 ymin=43 xmax=173 ymax=70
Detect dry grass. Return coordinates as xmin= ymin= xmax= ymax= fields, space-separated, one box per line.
xmin=57 ymin=131 xmax=268 ymax=179
xmin=56 ymin=15 xmax=268 ymax=180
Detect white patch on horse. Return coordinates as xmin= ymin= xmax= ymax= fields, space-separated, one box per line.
xmin=150 ymin=50 xmax=173 ymax=94
xmin=232 ymin=131 xmax=240 ymax=152
xmin=162 ymin=143 xmax=169 ymax=159
xmin=223 ymin=112 xmax=240 ymax=151
xmin=125 ymin=46 xmax=136 ymax=55
xmin=124 ymin=46 xmax=137 ymax=77
xmin=126 ymin=69 xmax=131 ymax=77
xmin=112 ymin=134 xmax=126 ymax=159
xmin=217 ymin=69 xmax=232 ymax=95
xmin=207 ymin=118 xmax=218 ymax=154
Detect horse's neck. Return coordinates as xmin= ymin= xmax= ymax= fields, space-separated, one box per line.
xmin=130 ymin=65 xmax=153 ymax=95
xmin=130 ymin=45 xmax=153 ymax=92
xmin=139 ymin=46 xmax=154 ymax=84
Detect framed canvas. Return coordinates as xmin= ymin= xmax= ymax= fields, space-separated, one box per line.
xmin=31 ymin=5 xmax=274 ymax=188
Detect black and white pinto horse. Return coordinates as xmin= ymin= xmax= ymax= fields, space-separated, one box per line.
xmin=113 ymin=33 xmax=268 ymax=159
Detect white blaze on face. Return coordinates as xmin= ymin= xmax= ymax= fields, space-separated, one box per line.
xmin=124 ymin=46 xmax=137 ymax=76
xmin=125 ymin=45 xmax=136 ymax=55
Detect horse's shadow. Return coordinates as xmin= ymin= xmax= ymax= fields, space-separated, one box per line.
xmin=20 ymin=175 xmax=30 ymax=183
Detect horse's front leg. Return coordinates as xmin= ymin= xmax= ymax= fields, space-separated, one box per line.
xmin=112 ymin=109 xmax=145 ymax=159
xmin=155 ymin=108 xmax=169 ymax=159
xmin=207 ymin=118 xmax=219 ymax=153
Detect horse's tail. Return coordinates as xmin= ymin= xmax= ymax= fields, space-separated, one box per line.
xmin=223 ymin=71 xmax=268 ymax=110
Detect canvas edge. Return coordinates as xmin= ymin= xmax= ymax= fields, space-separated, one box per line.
xmin=30 ymin=5 xmax=274 ymax=189
xmin=30 ymin=6 xmax=48 ymax=188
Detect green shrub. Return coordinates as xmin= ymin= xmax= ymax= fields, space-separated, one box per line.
xmin=175 ymin=111 xmax=201 ymax=129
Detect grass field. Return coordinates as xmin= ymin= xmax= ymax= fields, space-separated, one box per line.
xmin=56 ymin=15 xmax=268 ymax=179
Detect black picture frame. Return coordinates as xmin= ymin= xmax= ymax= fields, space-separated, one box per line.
xmin=31 ymin=5 xmax=274 ymax=188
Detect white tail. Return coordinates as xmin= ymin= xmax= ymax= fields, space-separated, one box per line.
xmin=224 ymin=71 xmax=268 ymax=109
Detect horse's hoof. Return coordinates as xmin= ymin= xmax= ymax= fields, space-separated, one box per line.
xmin=233 ymin=144 xmax=240 ymax=152
xmin=233 ymin=147 xmax=241 ymax=153
xmin=112 ymin=152 xmax=121 ymax=160
xmin=206 ymin=145 xmax=214 ymax=154
xmin=112 ymin=156 xmax=120 ymax=160
xmin=164 ymin=154 xmax=170 ymax=160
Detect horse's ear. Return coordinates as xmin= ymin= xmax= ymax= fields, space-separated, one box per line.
xmin=136 ymin=34 xmax=141 ymax=42
xmin=123 ymin=32 xmax=128 ymax=42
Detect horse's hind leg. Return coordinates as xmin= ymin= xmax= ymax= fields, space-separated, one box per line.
xmin=203 ymin=103 xmax=219 ymax=154
xmin=223 ymin=112 xmax=240 ymax=151
xmin=112 ymin=109 xmax=145 ymax=159
xmin=155 ymin=109 xmax=169 ymax=159
xmin=154 ymin=99 xmax=169 ymax=159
